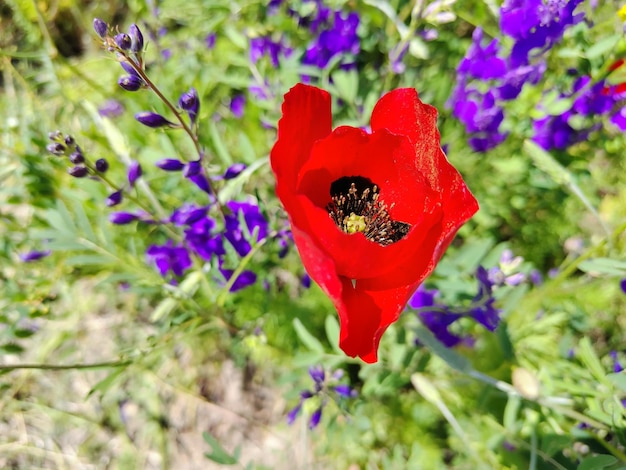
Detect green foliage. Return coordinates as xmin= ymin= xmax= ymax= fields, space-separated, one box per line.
xmin=0 ymin=0 xmax=625 ymax=468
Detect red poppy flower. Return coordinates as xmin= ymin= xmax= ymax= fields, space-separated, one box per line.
xmin=270 ymin=84 xmax=479 ymax=363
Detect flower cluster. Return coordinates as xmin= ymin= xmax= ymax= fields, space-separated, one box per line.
xmin=449 ymin=0 xmax=586 ymax=152
xmin=533 ymin=66 xmax=626 ymax=150
xmin=286 ymin=366 xmax=357 ymax=429
xmin=47 ymin=131 xmax=110 ymax=179
xmin=409 ymin=250 xmax=533 ymax=347
xmin=146 ymin=199 xmax=268 ymax=290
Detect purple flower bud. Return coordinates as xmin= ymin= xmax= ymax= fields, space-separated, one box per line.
xmin=183 ymin=160 xmax=202 ymax=177
xmin=205 ymin=32 xmax=216 ymax=49
xmin=109 ymin=212 xmax=139 ymax=224
xmin=127 ymin=160 xmax=142 ymax=187
xmin=106 ymin=190 xmax=123 ymax=207
xmin=118 ymin=75 xmax=143 ymax=91
xmin=69 ymin=151 xmax=85 ymax=164
xmin=64 ymin=135 xmax=75 ymax=146
xmin=95 ymin=158 xmax=109 ymax=173
xmin=309 ymin=407 xmax=322 ymax=429
xmin=223 ymin=163 xmax=246 ymax=179
xmin=120 ymin=61 xmax=141 ymax=78
xmin=621 ymin=278 xmax=626 ymax=294
xmin=135 ymin=111 xmax=175 ymax=128
xmin=300 ymin=390 xmax=314 ymax=399
xmin=286 ymin=402 xmax=302 ymax=425
xmin=128 ymin=24 xmax=144 ymax=53
xmin=178 ymin=88 xmax=199 ymax=123
xmin=48 ymin=130 xmax=63 ymax=141
xmin=68 ymin=166 xmax=89 ymax=178
xmin=308 ymin=366 xmax=325 ymax=385
xmin=93 ymin=18 xmax=107 ymax=38
xmin=301 ymin=273 xmax=311 ymax=289
xmin=19 ymin=250 xmax=51 ymax=262
xmin=333 ymin=384 xmax=355 ymax=398
xmin=156 ymin=158 xmax=185 ymax=171
xmin=47 ymin=143 xmax=66 ymax=155
xmin=230 ymin=94 xmax=245 ymax=118
xmin=114 ymin=33 xmax=132 ymax=50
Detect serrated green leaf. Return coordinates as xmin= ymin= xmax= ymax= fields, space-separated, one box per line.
xmin=293 ymin=318 xmax=325 ymax=353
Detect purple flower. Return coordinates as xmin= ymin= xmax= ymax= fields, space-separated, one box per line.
xmin=205 ymin=32 xmax=216 ymax=49
xmin=410 ymin=285 xmax=465 ymax=347
xmin=249 ymin=36 xmax=292 ymax=67
xmin=223 ymin=163 xmax=246 ymax=180
xmin=457 ymin=28 xmax=507 ymax=81
xmin=286 ymin=402 xmax=302 ymax=425
xmin=146 ymin=241 xmax=192 ymax=277
xmin=93 ymin=18 xmax=107 ymax=39
xmin=610 ymin=351 xmax=623 ymax=373
xmin=620 ymin=278 xmax=626 ymax=295
xmin=19 ymin=250 xmax=51 ymax=262
xmin=302 ymin=10 xmax=360 ymax=70
xmin=178 ymin=88 xmax=199 ymax=124
xmin=128 ymin=24 xmax=144 ymax=53
xmin=135 ymin=112 xmax=176 ymax=128
xmin=170 ymin=204 xmax=208 ymax=226
xmin=301 ymin=273 xmax=312 ymax=289
xmin=118 ymin=75 xmax=143 ymax=91
xmin=219 ymin=267 xmax=257 ymax=291
xmin=185 ymin=217 xmax=225 ymax=260
xmin=68 ymin=166 xmax=89 ymax=178
xmin=98 ymin=99 xmax=125 ymax=118
xmin=114 ymin=33 xmax=132 ymax=51
xmin=127 ymin=160 xmax=142 ymax=187
xmin=95 ymin=158 xmax=109 ymax=173
xmin=106 ymin=190 xmax=123 ymax=207
xmin=109 ymin=212 xmax=140 ymax=224
xmin=309 ymin=407 xmax=323 ymax=429
xmin=470 ymin=267 xmax=501 ymax=331
xmin=156 ymin=158 xmax=185 ymax=171
xmin=230 ymin=94 xmax=245 ymax=118
xmin=224 ymin=201 xmax=268 ymax=257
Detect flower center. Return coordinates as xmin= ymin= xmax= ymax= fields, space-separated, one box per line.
xmin=326 ymin=176 xmax=411 ymax=246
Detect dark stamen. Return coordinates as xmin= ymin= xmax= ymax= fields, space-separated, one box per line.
xmin=326 ymin=176 xmax=410 ymax=246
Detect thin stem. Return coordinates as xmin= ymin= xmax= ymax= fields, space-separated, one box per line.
xmin=0 ymin=360 xmax=131 ymax=371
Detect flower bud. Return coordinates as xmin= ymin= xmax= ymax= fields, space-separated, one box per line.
xmin=95 ymin=158 xmax=109 ymax=173
xmin=93 ymin=18 xmax=108 ymax=39
xmin=64 ymin=135 xmax=75 ymax=146
xmin=69 ymin=151 xmax=85 ymax=164
xmin=47 ymin=143 xmax=66 ymax=155
xmin=20 ymin=250 xmax=51 ymax=262
xmin=118 ymin=75 xmax=143 ymax=92
xmin=135 ymin=111 xmax=175 ymax=128
xmin=156 ymin=158 xmax=185 ymax=171
xmin=128 ymin=24 xmax=144 ymax=53
xmin=223 ymin=163 xmax=246 ymax=179
xmin=178 ymin=88 xmax=199 ymax=123
xmin=48 ymin=130 xmax=63 ymax=141
xmin=109 ymin=212 xmax=139 ymax=224
xmin=114 ymin=33 xmax=132 ymax=50
xmin=127 ymin=160 xmax=142 ymax=187
xmin=106 ymin=190 xmax=123 ymax=207
xmin=183 ymin=160 xmax=201 ymax=177
xmin=120 ymin=61 xmax=140 ymax=77
xmin=68 ymin=166 xmax=89 ymax=178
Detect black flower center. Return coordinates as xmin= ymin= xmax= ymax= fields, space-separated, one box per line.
xmin=326 ymin=176 xmax=411 ymax=246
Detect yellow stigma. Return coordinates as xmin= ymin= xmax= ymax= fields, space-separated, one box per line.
xmin=619 ymin=4 xmax=626 ymax=22
xmin=344 ymin=213 xmax=366 ymax=234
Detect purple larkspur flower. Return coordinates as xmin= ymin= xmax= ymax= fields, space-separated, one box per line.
xmin=410 ymin=284 xmax=465 ymax=347
xmin=301 ymin=273 xmax=312 ymax=289
xmin=470 ymin=266 xmax=501 ymax=331
xmin=106 ymin=190 xmax=123 ymax=207
xmin=127 ymin=160 xmax=142 ymax=187
xmin=302 ymin=10 xmax=360 ymax=70
xmin=179 ymin=88 xmax=199 ymax=124
xmin=146 ymin=241 xmax=192 ymax=277
xmin=19 ymin=250 xmax=51 ymax=262
xmin=184 ymin=216 xmax=225 ymax=260
xmin=219 ymin=266 xmax=257 ymax=291
xmin=309 ymin=407 xmax=323 ymax=429
xmin=224 ymin=201 xmax=268 ymax=257
xmin=250 ymin=36 xmax=292 ymax=67
xmin=109 ymin=212 xmax=140 ymax=224
xmin=610 ymin=351 xmax=624 ymax=373
xmin=223 ymin=163 xmax=246 ymax=180
xmin=128 ymin=24 xmax=144 ymax=53
xmin=135 ymin=111 xmax=176 ymax=128
xmin=457 ymin=28 xmax=507 ymax=81
xmin=156 ymin=158 xmax=185 ymax=171
xmin=230 ymin=94 xmax=245 ymax=118
xmin=205 ymin=32 xmax=216 ymax=49
xmin=170 ymin=204 xmax=208 ymax=226
xmin=93 ymin=18 xmax=107 ymax=38
xmin=114 ymin=33 xmax=132 ymax=51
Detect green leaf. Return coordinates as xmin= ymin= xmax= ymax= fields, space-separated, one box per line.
xmin=414 ymin=326 xmax=470 ymax=372
xmin=585 ymin=34 xmax=621 ymax=60
xmin=523 ymin=140 xmax=572 ymax=185
xmin=332 ymin=70 xmax=358 ymax=103
xmin=607 ymin=373 xmax=626 ymax=392
xmin=293 ymin=318 xmax=325 ymax=353
xmin=202 ymin=432 xmax=238 ymax=465
xmin=577 ymin=258 xmax=626 ymax=276
xmin=324 ymin=315 xmax=341 ymax=354
xmin=577 ymin=454 xmax=617 ymax=470
xmin=87 ymin=368 xmax=125 ymax=397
